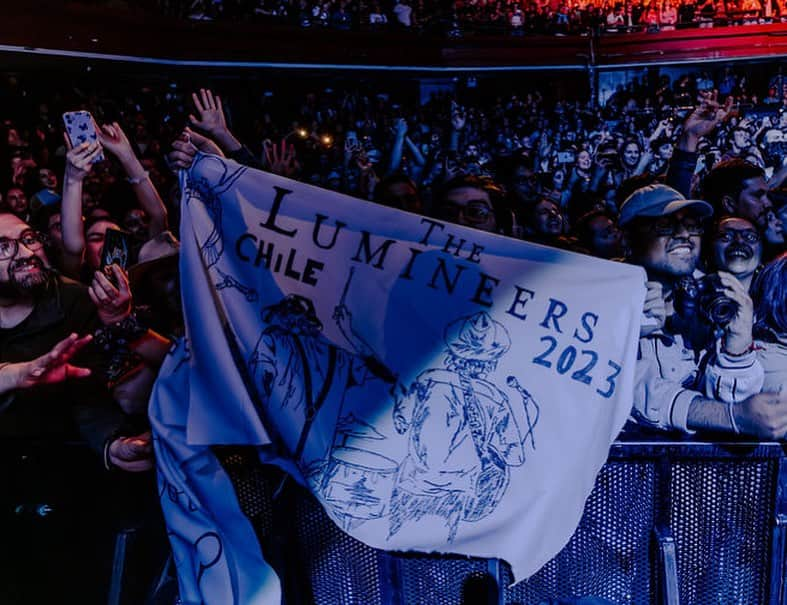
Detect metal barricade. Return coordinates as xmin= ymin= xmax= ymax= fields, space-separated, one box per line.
xmin=215 ymin=436 xmax=787 ymax=605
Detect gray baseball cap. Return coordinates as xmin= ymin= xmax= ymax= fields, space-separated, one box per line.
xmin=619 ymin=184 xmax=713 ymax=227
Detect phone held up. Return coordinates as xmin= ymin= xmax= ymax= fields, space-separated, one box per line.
xmin=62 ymin=110 xmax=105 ymax=163
xmin=100 ymin=228 xmax=130 ymax=285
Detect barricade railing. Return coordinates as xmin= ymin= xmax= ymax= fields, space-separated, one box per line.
xmin=215 ymin=432 xmax=787 ymax=605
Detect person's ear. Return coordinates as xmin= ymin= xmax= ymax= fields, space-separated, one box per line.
xmin=721 ymin=194 xmax=737 ymax=216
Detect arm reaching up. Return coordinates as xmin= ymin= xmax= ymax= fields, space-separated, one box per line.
xmin=99 ymin=122 xmax=168 ymax=238
xmin=189 ymin=88 xmax=243 ymax=154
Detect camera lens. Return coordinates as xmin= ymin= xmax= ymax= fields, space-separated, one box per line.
xmin=707 ymin=296 xmax=738 ymax=327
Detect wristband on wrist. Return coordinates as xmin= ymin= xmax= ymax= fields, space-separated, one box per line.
xmin=721 ymin=336 xmax=756 ymax=357
xmin=126 ymin=171 xmax=150 ymax=185
xmin=103 ymin=438 xmax=115 ymax=471
xmin=94 ymin=313 xmax=148 ymax=354
xmin=728 ymin=401 xmax=741 ymax=434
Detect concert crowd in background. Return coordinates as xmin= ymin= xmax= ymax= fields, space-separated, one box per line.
xmin=151 ymin=0 xmax=787 ymax=33
xmin=1 ymin=58 xmax=787 ymax=601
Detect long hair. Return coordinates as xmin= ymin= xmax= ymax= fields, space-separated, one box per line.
xmin=752 ymin=252 xmax=787 ymax=339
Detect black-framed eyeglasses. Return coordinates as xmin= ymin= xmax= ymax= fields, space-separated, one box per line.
xmin=437 ymin=200 xmax=494 ymax=225
xmin=715 ymin=228 xmax=761 ymax=244
xmin=0 ymin=229 xmax=48 ymax=261
xmin=649 ymin=216 xmax=704 ymax=237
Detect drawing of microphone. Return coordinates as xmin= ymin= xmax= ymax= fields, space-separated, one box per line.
xmin=507 ymin=375 xmax=539 ymax=450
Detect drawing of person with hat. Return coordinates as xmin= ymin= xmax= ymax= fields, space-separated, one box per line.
xmin=248 ymin=291 xmax=397 ymax=486
xmin=389 ymin=311 xmax=527 ymax=542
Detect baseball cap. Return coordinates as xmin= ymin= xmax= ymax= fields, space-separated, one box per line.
xmin=619 ymin=184 xmax=713 ymax=227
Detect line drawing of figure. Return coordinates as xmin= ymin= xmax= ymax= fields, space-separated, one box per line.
xmin=187 ymin=154 xmax=258 ymax=301
xmin=389 ymin=312 xmax=531 ymax=542
xmin=247 ymin=273 xmax=396 ymax=499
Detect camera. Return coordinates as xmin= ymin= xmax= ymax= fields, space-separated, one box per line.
xmin=673 ymin=274 xmax=739 ymax=328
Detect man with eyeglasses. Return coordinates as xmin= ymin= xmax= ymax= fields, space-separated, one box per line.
xmin=433 ymin=175 xmax=509 ymax=235
xmin=0 ymin=212 xmax=152 ymax=601
xmin=620 ymin=185 xmax=787 ymax=438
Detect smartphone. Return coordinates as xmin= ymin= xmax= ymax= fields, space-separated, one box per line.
xmin=62 ymin=110 xmax=104 ymax=163
xmin=100 ymin=228 xmax=130 ymax=275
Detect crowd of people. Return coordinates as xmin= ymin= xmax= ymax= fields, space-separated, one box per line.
xmin=166 ymin=0 xmax=787 ymax=33
xmin=1 ymin=58 xmax=786 ymax=601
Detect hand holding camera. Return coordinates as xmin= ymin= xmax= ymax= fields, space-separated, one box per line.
xmin=715 ymin=271 xmax=754 ymax=356
xmin=673 ymin=271 xmax=753 ymax=354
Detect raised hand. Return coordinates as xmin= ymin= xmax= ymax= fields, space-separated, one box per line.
xmin=680 ymin=92 xmax=734 ymax=151
xmin=190 ymin=88 xmax=229 ymax=138
xmin=186 ymin=128 xmax=224 ymax=156
xmin=64 ymin=138 xmax=102 ymax=182
xmin=166 ymin=128 xmax=226 ymax=171
xmin=89 ymin=264 xmax=132 ymax=326
xmin=98 ymin=122 xmax=135 ymax=164
xmin=263 ymin=138 xmax=299 ymax=177
xmin=8 ymin=333 xmax=93 ymax=389
xmin=393 ymin=117 xmax=408 ymax=138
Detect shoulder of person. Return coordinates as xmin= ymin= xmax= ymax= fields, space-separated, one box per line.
xmin=54 ymin=276 xmax=100 ymax=325
xmin=56 ymin=275 xmax=92 ymax=305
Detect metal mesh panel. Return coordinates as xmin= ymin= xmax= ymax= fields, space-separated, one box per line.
xmin=293 ymin=489 xmax=384 ymax=605
xmin=397 ymin=554 xmax=491 ymax=605
xmin=213 ymin=447 xmax=276 ymax=537
xmin=216 ymin=445 xmax=783 ymax=605
xmin=506 ymin=461 xmax=656 ymax=605
xmin=669 ymin=460 xmax=776 ymax=605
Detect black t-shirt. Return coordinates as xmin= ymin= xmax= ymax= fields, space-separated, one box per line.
xmin=0 ymin=277 xmax=126 ymax=452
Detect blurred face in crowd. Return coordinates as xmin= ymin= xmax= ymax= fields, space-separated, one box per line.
xmin=5 ymin=188 xmax=27 ymax=216
xmin=622 ymin=142 xmax=641 ymax=169
xmin=511 ymin=165 xmax=538 ymax=201
xmin=777 ymin=204 xmax=787 ymax=238
xmin=379 ymin=180 xmax=422 ymax=213
xmin=437 ymin=186 xmax=497 ymax=233
xmin=0 ymin=213 xmax=52 ymax=299
xmin=764 ymin=209 xmax=785 ymax=246
xmin=587 ymin=214 xmax=624 ymax=259
xmin=732 ymin=128 xmax=750 ymax=150
xmin=82 ymin=190 xmax=98 ymax=215
xmin=123 ymin=208 xmax=150 ymax=243
xmin=735 ymin=175 xmax=772 ymax=230
xmin=38 ymin=168 xmax=57 ymax=191
xmin=658 ymin=142 xmax=673 ymax=161
xmin=47 ymin=212 xmax=63 ymax=251
xmin=576 ymin=150 xmax=592 ymax=172
xmin=552 ymin=169 xmax=566 ymax=191
xmin=711 ymin=217 xmax=762 ymax=281
xmin=85 ymin=219 xmax=122 ymax=271
xmin=531 ymin=199 xmax=563 ymax=236
xmin=630 ymin=209 xmax=703 ymax=281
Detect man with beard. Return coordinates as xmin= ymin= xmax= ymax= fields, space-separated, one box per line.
xmin=702 ymin=159 xmax=782 ymax=249
xmin=0 ymin=212 xmax=151 ymax=604
xmin=621 ymin=185 xmax=787 ymax=438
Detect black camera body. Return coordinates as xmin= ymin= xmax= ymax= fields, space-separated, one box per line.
xmin=673 ymin=274 xmax=739 ymax=328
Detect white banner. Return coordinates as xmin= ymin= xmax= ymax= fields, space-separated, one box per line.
xmin=152 ymin=153 xmax=646 ymax=602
